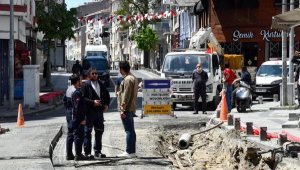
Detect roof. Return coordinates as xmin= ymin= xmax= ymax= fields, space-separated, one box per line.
xmin=85 ymin=45 xmax=108 ymax=51
xmin=166 ymin=50 xmax=209 ymax=55
xmin=261 ymin=60 xmax=291 ymax=65
xmin=272 ymin=8 xmax=300 ymax=31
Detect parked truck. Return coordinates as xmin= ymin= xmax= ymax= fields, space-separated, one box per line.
xmin=161 ymin=27 xmax=223 ymax=110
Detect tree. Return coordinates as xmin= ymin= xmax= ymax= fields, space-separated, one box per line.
xmin=36 ymin=2 xmax=76 ymax=87
xmin=116 ymin=0 xmax=159 ymax=68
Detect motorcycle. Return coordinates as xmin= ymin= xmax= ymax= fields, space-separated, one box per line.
xmin=234 ymin=81 xmax=252 ymax=113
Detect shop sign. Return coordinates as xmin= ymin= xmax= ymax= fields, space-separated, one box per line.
xmin=260 ymin=30 xmax=283 ymax=41
xmin=233 ymin=29 xmax=291 ymax=41
xmin=233 ymin=30 xmax=254 ymax=41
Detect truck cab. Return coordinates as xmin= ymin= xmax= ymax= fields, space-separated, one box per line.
xmin=161 ymin=50 xmax=222 ymax=109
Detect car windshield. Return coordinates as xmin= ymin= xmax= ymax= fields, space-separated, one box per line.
xmin=257 ymin=65 xmax=286 ymax=77
xmin=87 ymin=59 xmax=109 ymax=70
xmin=162 ymin=54 xmax=211 ymax=74
xmin=86 ymin=51 xmax=107 ymax=58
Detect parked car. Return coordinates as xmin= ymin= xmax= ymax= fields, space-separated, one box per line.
xmin=255 ymin=60 xmax=295 ymax=99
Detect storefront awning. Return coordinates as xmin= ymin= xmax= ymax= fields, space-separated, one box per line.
xmin=272 ymin=8 xmax=300 ymax=32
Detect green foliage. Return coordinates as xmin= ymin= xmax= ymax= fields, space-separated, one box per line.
xmin=36 ymin=2 xmax=77 ymax=41
xmin=115 ymin=0 xmax=149 ymax=15
xmin=134 ymin=27 xmax=158 ymax=51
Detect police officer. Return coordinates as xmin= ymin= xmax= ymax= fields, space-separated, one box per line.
xmin=192 ymin=63 xmax=208 ymax=114
xmin=63 ymin=75 xmax=76 ymax=160
xmin=71 ymin=74 xmax=87 ymax=161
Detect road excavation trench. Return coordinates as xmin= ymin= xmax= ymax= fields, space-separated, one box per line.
xmin=154 ymin=121 xmax=291 ymax=170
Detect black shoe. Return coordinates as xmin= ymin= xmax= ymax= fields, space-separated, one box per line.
xmin=74 ymin=154 xmax=88 ymax=161
xmin=193 ymin=112 xmax=198 ymax=114
xmin=66 ymin=154 xmax=75 ymax=160
xmin=84 ymin=154 xmax=95 ymax=160
xmin=133 ymin=114 xmax=138 ymax=117
xmin=95 ymin=152 xmax=106 ymax=158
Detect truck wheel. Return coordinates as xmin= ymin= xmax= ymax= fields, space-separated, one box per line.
xmin=172 ymin=103 xmax=176 ymax=110
xmin=211 ymin=91 xmax=221 ymax=110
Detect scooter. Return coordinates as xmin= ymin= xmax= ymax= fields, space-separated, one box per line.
xmin=235 ymin=81 xmax=252 ymax=113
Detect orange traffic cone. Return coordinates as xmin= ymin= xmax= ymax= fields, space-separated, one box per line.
xmin=17 ymin=103 xmax=25 ymax=127
xmin=220 ymin=90 xmax=228 ymax=122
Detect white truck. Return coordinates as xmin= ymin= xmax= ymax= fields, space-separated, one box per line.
xmin=85 ymin=44 xmax=108 ymax=59
xmin=161 ymin=27 xmax=223 ymax=109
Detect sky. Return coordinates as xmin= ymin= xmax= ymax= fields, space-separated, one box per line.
xmin=65 ymin=0 xmax=87 ymax=9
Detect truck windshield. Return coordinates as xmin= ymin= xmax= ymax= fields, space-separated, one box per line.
xmin=86 ymin=51 xmax=107 ymax=58
xmin=87 ymin=59 xmax=109 ymax=70
xmin=257 ymin=65 xmax=284 ymax=77
xmin=162 ymin=54 xmax=211 ymax=73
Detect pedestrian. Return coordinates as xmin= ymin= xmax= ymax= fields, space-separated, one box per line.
xmin=70 ymin=74 xmax=88 ymax=161
xmin=292 ymin=51 xmax=300 ymax=105
xmin=62 ymin=75 xmax=76 ymax=160
xmin=81 ymin=67 xmax=110 ymax=159
xmin=231 ymin=66 xmax=252 ymax=108
xmin=156 ymin=57 xmax=160 ymax=71
xmin=117 ymin=61 xmax=138 ymax=158
xmin=192 ymin=63 xmax=208 ymax=114
xmin=72 ymin=60 xmax=83 ymax=75
xmin=222 ymin=67 xmax=237 ymax=113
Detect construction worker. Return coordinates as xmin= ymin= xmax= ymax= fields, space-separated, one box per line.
xmin=222 ymin=68 xmax=237 ymax=113
xmin=192 ymin=63 xmax=208 ymax=114
xmin=71 ymin=74 xmax=87 ymax=161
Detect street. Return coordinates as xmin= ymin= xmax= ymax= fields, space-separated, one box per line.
xmin=1 ymin=69 xmax=299 ymax=169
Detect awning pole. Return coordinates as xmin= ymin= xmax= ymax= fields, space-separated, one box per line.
xmin=281 ymin=0 xmax=288 ymax=106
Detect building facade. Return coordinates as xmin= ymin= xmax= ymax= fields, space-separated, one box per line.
xmin=0 ymin=0 xmax=36 ymax=102
xmin=210 ymin=0 xmax=300 ymax=67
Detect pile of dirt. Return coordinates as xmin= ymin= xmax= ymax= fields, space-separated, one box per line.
xmin=155 ymin=124 xmax=286 ymax=170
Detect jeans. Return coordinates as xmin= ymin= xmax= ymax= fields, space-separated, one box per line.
xmin=122 ymin=111 xmax=136 ymax=154
xmin=226 ymin=85 xmax=233 ymax=112
xmin=84 ymin=112 xmax=104 ymax=155
xmin=73 ymin=123 xmax=84 ymax=155
xmin=66 ymin=109 xmax=74 ymax=156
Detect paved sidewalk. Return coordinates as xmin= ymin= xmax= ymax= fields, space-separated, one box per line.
xmin=214 ymin=100 xmax=300 ymax=148
xmin=0 ymin=92 xmax=63 ymax=118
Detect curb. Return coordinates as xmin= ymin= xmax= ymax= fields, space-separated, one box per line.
xmin=49 ymin=125 xmax=63 ymax=165
xmin=270 ymin=105 xmax=299 ymax=110
xmin=0 ymin=103 xmax=62 ymax=119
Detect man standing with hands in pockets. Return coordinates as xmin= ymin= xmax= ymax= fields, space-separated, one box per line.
xmin=117 ymin=61 xmax=139 ymax=158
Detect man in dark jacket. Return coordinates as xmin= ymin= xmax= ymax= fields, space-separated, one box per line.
xmin=292 ymin=51 xmax=300 ymax=105
xmin=72 ymin=60 xmax=83 ymax=75
xmin=81 ymin=68 xmax=110 ymax=159
xmin=192 ymin=63 xmax=208 ymax=114
xmin=71 ymin=75 xmax=87 ymax=161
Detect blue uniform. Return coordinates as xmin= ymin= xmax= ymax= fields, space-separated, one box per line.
xmin=71 ymin=88 xmax=86 ymax=156
xmin=63 ymin=85 xmax=76 ymax=157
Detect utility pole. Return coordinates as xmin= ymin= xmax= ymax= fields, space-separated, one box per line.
xmin=289 ymin=0 xmax=294 ymax=83
xmin=9 ymin=0 xmax=14 ymax=110
xmin=281 ymin=0 xmax=287 ymax=106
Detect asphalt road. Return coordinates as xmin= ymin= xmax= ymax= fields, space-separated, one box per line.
xmin=0 ymin=69 xmax=282 ymax=169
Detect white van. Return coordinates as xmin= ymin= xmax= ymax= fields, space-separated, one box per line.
xmin=255 ymin=60 xmax=293 ymax=98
